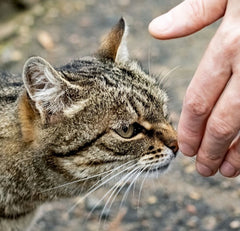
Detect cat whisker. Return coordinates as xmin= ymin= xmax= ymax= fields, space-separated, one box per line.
xmin=104 ymin=165 xmax=141 ymax=207
xmin=41 ymin=170 xmax=111 ymax=193
xmin=90 ymin=163 xmax=139 ymax=219
xmin=82 ymin=160 xmax=136 ymax=198
xmin=137 ymin=165 xmax=150 ymax=208
xmin=98 ymin=165 xmax=140 ymax=226
xmin=148 ymin=40 xmax=152 ymax=76
xmin=42 ymin=159 xmax=135 ymax=193
xmin=159 ymin=65 xmax=180 ymax=86
xmin=68 ymin=161 xmax=138 ymax=213
xmin=82 ymin=163 xmax=139 ymax=228
xmin=112 ymin=167 xmax=142 ymax=213
xmin=119 ymin=165 xmax=147 ymax=209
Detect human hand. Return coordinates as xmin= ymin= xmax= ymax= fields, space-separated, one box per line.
xmin=149 ymin=0 xmax=240 ymax=178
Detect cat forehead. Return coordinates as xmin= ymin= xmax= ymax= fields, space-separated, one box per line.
xmin=59 ymin=57 xmax=167 ymax=120
xmin=58 ymin=58 xmax=146 ymax=83
xmin=58 ymin=58 xmax=162 ymax=95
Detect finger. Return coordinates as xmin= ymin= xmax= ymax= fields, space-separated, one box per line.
xmin=149 ymin=0 xmax=227 ymax=39
xmin=178 ymin=28 xmax=232 ymax=157
xmin=196 ymin=73 xmax=240 ymax=176
xmin=220 ymin=135 xmax=240 ymax=177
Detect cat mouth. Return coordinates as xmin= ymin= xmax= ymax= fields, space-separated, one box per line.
xmin=142 ymin=163 xmax=170 ymax=174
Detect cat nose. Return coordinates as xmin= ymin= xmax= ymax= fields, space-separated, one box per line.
xmin=167 ymin=140 xmax=178 ymax=155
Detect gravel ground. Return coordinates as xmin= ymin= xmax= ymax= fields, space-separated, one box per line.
xmin=0 ymin=0 xmax=240 ymax=231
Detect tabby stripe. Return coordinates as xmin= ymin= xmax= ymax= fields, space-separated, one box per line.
xmin=98 ymin=143 xmax=127 ymax=156
xmin=128 ymin=98 xmax=141 ymax=118
xmin=52 ymin=131 xmax=106 ymax=157
xmin=83 ymin=159 xmax=116 ymax=166
xmin=0 ymin=210 xmax=32 ymax=220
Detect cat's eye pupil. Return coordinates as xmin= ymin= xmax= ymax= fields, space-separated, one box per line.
xmin=122 ymin=125 xmax=129 ymax=133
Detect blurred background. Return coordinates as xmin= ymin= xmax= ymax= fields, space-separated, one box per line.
xmin=0 ymin=0 xmax=240 ymax=230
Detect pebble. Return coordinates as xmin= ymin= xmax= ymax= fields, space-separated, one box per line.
xmin=230 ymin=220 xmax=240 ymax=229
xmin=186 ymin=216 xmax=198 ymax=228
xmin=37 ymin=31 xmax=54 ymax=50
xmin=186 ymin=204 xmax=197 ymax=214
xmin=185 ymin=164 xmax=196 ymax=173
xmin=189 ymin=191 xmax=201 ymax=200
xmin=203 ymin=216 xmax=217 ymax=230
xmin=147 ymin=195 xmax=158 ymax=204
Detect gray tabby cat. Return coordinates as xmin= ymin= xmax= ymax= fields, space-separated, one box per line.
xmin=0 ymin=18 xmax=178 ymax=231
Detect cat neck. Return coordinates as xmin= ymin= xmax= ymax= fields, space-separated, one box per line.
xmin=0 ymin=101 xmax=88 ymax=214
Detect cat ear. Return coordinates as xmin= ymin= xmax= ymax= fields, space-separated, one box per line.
xmin=96 ymin=17 xmax=129 ymax=63
xmin=22 ymin=56 xmax=74 ymax=123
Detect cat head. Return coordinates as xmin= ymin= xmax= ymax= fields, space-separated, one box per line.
xmin=19 ymin=18 xmax=178 ymax=185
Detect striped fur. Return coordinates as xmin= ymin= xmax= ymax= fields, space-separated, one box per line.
xmin=0 ymin=18 xmax=178 ymax=231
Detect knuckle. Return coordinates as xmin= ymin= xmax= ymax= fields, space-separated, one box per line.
xmin=207 ymin=117 xmax=236 ymax=141
xmin=207 ymin=152 xmax=223 ymax=161
xmin=218 ymin=28 xmax=240 ymax=58
xmin=184 ymin=93 xmax=210 ymax=118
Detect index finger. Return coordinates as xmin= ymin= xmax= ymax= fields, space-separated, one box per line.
xmin=149 ymin=0 xmax=227 ymax=39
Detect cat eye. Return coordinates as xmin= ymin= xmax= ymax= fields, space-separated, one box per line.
xmin=114 ymin=123 xmax=144 ymax=139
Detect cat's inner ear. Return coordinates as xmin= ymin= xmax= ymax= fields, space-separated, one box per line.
xmin=96 ymin=18 xmax=129 ymax=63
xmin=22 ymin=57 xmax=73 ymax=123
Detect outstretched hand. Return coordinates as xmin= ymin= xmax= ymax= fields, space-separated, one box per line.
xmin=149 ymin=0 xmax=240 ymax=178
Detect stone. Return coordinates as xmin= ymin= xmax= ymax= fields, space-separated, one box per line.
xmin=230 ymin=220 xmax=240 ymax=229
xmin=37 ymin=31 xmax=54 ymax=50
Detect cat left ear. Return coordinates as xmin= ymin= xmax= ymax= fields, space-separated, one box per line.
xmin=96 ymin=17 xmax=129 ymax=63
xmin=22 ymin=56 xmax=77 ymax=124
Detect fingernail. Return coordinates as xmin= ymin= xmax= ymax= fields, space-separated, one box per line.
xmin=196 ymin=162 xmax=213 ymax=177
xmin=178 ymin=142 xmax=195 ymax=156
xmin=149 ymin=13 xmax=173 ymax=34
xmin=220 ymin=161 xmax=237 ymax=177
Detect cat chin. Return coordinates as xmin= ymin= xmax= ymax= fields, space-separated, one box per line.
xmin=139 ymin=163 xmax=171 ymax=179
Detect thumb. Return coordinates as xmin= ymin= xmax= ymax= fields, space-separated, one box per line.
xmin=149 ymin=0 xmax=227 ymax=39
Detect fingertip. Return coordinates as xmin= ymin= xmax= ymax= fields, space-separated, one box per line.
xmin=178 ymin=142 xmax=196 ymax=157
xmin=148 ymin=14 xmax=173 ymax=39
xmin=220 ymin=161 xmax=239 ymax=178
xmin=149 ymin=0 xmax=226 ymax=40
xmin=196 ymin=162 xmax=214 ymax=177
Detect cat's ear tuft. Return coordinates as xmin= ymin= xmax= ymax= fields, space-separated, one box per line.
xmin=22 ymin=57 xmax=71 ymax=123
xmin=96 ymin=17 xmax=129 ymax=63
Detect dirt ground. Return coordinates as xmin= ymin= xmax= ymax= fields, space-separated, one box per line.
xmin=0 ymin=0 xmax=240 ymax=230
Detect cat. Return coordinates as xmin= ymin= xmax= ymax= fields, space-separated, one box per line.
xmin=0 ymin=18 xmax=178 ymax=231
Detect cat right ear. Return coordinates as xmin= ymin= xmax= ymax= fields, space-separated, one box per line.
xmin=22 ymin=56 xmax=78 ymax=124
xmin=96 ymin=17 xmax=129 ymax=63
